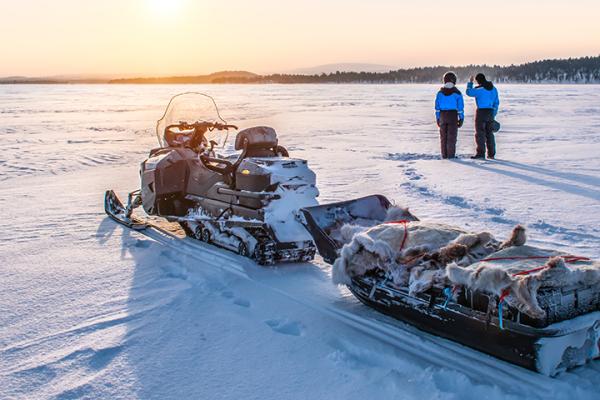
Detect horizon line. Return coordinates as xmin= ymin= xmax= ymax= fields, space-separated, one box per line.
xmin=3 ymin=54 xmax=600 ymax=82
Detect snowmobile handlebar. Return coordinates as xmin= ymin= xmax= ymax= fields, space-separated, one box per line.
xmin=166 ymin=121 xmax=238 ymax=133
xmin=163 ymin=121 xmax=238 ymax=149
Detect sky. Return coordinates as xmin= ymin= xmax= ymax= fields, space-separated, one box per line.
xmin=0 ymin=0 xmax=599 ymax=77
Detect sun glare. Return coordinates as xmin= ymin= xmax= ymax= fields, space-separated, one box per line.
xmin=148 ymin=0 xmax=183 ymax=16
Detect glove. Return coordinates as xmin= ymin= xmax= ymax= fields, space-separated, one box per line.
xmin=457 ymin=119 xmax=464 ymax=128
xmin=436 ymin=119 xmax=441 ymax=128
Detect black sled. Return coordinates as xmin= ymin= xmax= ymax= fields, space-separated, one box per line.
xmin=300 ymin=195 xmax=600 ymax=376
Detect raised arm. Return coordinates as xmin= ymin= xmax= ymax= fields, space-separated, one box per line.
xmin=466 ymin=81 xmax=477 ymax=97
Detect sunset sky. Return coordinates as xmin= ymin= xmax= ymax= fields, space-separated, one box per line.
xmin=1 ymin=0 xmax=599 ymax=77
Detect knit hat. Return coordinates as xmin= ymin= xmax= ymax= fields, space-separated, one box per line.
xmin=475 ymin=73 xmax=487 ymax=85
xmin=443 ymin=71 xmax=457 ymax=84
xmin=475 ymin=73 xmax=494 ymax=90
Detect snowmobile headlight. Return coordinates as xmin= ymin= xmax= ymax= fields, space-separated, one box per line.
xmin=241 ymin=169 xmax=250 ymax=175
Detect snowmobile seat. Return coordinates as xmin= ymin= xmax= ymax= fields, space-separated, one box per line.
xmin=235 ymin=126 xmax=285 ymax=158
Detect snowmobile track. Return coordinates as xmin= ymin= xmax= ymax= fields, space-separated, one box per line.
xmin=120 ymin=219 xmax=594 ymax=396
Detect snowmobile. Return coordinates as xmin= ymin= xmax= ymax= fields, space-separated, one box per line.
xmin=105 ymin=93 xmax=318 ymax=265
xmin=300 ymin=195 xmax=600 ymax=376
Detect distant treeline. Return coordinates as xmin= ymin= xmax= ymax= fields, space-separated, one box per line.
xmin=110 ymin=55 xmax=600 ymax=84
xmin=109 ymin=71 xmax=257 ymax=84
xmin=4 ymin=55 xmax=600 ymax=84
xmin=209 ymin=56 xmax=600 ymax=84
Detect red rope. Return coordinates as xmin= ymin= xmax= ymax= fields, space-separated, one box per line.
xmin=385 ymin=219 xmax=410 ymax=252
xmin=481 ymin=254 xmax=590 ymax=277
xmin=385 ymin=219 xmax=411 ymax=224
xmin=481 ymin=255 xmax=590 ymax=263
xmin=512 ymin=266 xmax=548 ymax=276
xmin=451 ymin=254 xmax=594 ymax=313
xmin=487 ymin=254 xmax=591 ymax=309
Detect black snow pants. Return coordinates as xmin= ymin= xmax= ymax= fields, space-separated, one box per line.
xmin=475 ymin=108 xmax=496 ymax=158
xmin=439 ymin=110 xmax=458 ymax=159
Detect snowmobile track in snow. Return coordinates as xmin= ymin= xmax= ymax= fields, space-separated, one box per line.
xmin=122 ymin=219 xmax=594 ymax=397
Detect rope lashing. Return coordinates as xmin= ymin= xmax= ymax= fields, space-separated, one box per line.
xmin=481 ymin=255 xmax=590 ymax=329
xmin=498 ymin=288 xmax=511 ymax=330
xmin=385 ymin=219 xmax=411 ymax=252
xmin=442 ymin=286 xmax=459 ymax=310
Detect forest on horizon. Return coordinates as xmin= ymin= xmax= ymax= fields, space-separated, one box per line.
xmin=2 ymin=55 xmax=599 ymax=84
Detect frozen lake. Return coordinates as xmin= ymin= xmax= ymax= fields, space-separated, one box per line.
xmin=1 ymin=84 xmax=600 ymax=399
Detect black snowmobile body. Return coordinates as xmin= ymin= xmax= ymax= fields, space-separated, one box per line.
xmin=105 ymin=93 xmax=317 ymax=265
xmin=300 ymin=196 xmax=600 ymax=376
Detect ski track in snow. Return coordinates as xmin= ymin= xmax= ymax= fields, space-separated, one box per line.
xmin=122 ymin=222 xmax=599 ymax=397
xmin=385 ymin=153 xmax=600 ymax=255
xmin=1 ymin=84 xmax=600 ymax=399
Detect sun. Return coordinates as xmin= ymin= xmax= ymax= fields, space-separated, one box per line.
xmin=148 ymin=0 xmax=184 ymax=16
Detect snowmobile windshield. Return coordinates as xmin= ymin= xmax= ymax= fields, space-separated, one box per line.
xmin=156 ymin=92 xmax=230 ymax=148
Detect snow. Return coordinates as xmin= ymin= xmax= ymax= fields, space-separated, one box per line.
xmin=536 ymin=312 xmax=600 ymax=376
xmin=250 ymin=157 xmax=319 ymax=244
xmin=1 ymin=84 xmax=600 ymax=399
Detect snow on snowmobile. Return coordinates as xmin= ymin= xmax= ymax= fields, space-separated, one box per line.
xmin=300 ymin=195 xmax=600 ymax=376
xmin=105 ymin=93 xmax=318 ymax=265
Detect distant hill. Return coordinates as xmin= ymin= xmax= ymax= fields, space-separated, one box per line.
xmin=0 ymin=76 xmax=64 ymax=84
xmin=288 ymin=63 xmax=397 ymax=75
xmin=0 ymin=74 xmax=119 ymax=84
xmin=109 ymin=71 xmax=258 ymax=84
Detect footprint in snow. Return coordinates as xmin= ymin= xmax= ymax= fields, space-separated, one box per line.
xmin=265 ymin=318 xmax=305 ymax=336
xmin=233 ymin=298 xmax=251 ymax=308
xmin=134 ymin=239 xmax=152 ymax=248
xmin=161 ymin=263 xmax=188 ymax=280
xmin=87 ymin=345 xmax=124 ymax=370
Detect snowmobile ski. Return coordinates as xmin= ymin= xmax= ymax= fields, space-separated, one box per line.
xmin=104 ymin=190 xmax=148 ymax=230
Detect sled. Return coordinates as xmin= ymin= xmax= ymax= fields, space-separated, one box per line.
xmin=300 ymin=196 xmax=600 ymax=376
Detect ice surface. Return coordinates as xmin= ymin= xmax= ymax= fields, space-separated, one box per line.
xmin=1 ymin=84 xmax=600 ymax=399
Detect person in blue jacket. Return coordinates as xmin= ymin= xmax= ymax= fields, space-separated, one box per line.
xmin=435 ymin=71 xmax=464 ymax=159
xmin=466 ymin=73 xmax=500 ymax=159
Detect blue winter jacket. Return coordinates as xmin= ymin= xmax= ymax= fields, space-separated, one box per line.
xmin=435 ymin=89 xmax=464 ymax=120
xmin=466 ymin=82 xmax=500 ymax=117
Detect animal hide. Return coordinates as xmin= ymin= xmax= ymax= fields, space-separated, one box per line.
xmin=447 ymin=261 xmax=545 ymax=318
xmin=332 ymin=227 xmax=397 ymax=284
xmin=332 ymin=221 xmax=482 ymax=285
xmin=499 ymin=225 xmax=527 ymax=249
xmin=333 ymin=223 xmax=528 ymax=299
xmin=447 ymin=252 xmax=600 ymax=319
xmin=329 ymin=205 xmax=418 ymax=245
xmin=408 ymin=267 xmax=447 ymax=295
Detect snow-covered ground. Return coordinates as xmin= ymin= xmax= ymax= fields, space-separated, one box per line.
xmin=1 ymin=84 xmax=600 ymax=399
